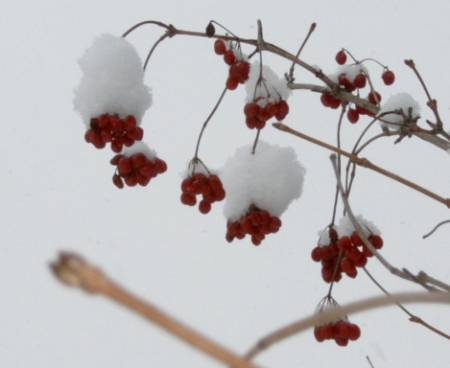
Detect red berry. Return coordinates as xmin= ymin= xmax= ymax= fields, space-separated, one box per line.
xmin=275 ymin=100 xmax=289 ymax=120
xmin=335 ymin=50 xmax=347 ymax=65
xmin=348 ymin=324 xmax=361 ymax=340
xmin=244 ymin=103 xmax=260 ymax=117
xmin=311 ymin=247 xmax=322 ymax=262
xmin=226 ymin=77 xmax=239 ymax=90
xmin=112 ymin=174 xmax=124 ymax=189
xmin=382 ymin=69 xmax=395 ymax=85
xmin=350 ymin=232 xmax=363 ymax=246
xmin=223 ymin=50 xmax=236 ymax=65
xmin=314 ymin=326 xmax=326 ymax=342
xmin=369 ymin=234 xmax=383 ymax=249
xmin=337 ymin=236 xmax=352 ymax=251
xmin=353 ymin=73 xmax=367 ymax=88
xmin=214 ymin=39 xmax=226 ymax=55
xmin=347 ymin=109 xmax=359 ymax=124
xmin=118 ymin=157 xmax=132 ymax=176
xmin=335 ymin=337 xmax=349 ymax=347
xmin=368 ymin=91 xmax=382 ymax=104
xmin=181 ymin=192 xmax=196 ymax=206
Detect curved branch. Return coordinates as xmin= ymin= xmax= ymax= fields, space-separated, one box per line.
xmin=244 ymin=291 xmax=450 ymax=360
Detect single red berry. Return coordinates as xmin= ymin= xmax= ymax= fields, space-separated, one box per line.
xmin=350 ymin=232 xmax=363 ymax=246
xmin=348 ymin=324 xmax=361 ymax=340
xmin=369 ymin=234 xmax=383 ymax=249
xmin=226 ymin=77 xmax=239 ymax=90
xmin=337 ymin=236 xmax=352 ymax=251
xmin=335 ymin=337 xmax=349 ymax=347
xmin=244 ymin=103 xmax=260 ymax=117
xmin=112 ymin=174 xmax=124 ymax=189
xmin=118 ymin=157 xmax=132 ymax=176
xmin=311 ymin=247 xmax=323 ymax=262
xmin=347 ymin=109 xmax=359 ymax=124
xmin=314 ymin=326 xmax=326 ymax=342
xmin=181 ymin=192 xmax=196 ymax=206
xmin=214 ymin=39 xmax=226 ymax=55
xmin=382 ymin=69 xmax=395 ymax=85
xmin=353 ymin=73 xmax=367 ymax=88
xmin=368 ymin=91 xmax=382 ymax=104
xmin=275 ymin=100 xmax=289 ymax=120
xmin=223 ymin=50 xmax=236 ymax=65
xmin=199 ymin=200 xmax=211 ymax=214
xmin=335 ymin=50 xmax=347 ymax=65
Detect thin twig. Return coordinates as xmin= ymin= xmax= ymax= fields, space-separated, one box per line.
xmin=194 ymin=87 xmax=227 ymax=159
xmin=330 ymin=154 xmax=450 ymax=291
xmin=273 ymin=122 xmax=450 ymax=209
xmin=366 ymin=356 xmax=375 ymax=368
xmin=363 ymin=268 xmax=450 ymax=340
xmin=288 ymin=23 xmax=316 ymax=82
xmin=143 ymin=32 xmax=171 ymax=71
xmin=50 ymin=252 xmax=259 ymax=368
xmin=243 ymin=291 xmax=450 ymax=360
xmin=422 ymin=219 xmax=450 ymax=239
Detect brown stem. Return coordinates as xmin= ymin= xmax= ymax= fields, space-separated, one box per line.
xmin=363 ymin=267 xmax=450 ymax=340
xmin=244 ymin=291 xmax=450 ymax=360
xmin=273 ymin=122 xmax=450 ymax=209
xmin=194 ymin=87 xmax=227 ymax=159
xmin=50 ymin=252 xmax=259 ymax=368
xmin=143 ymin=32 xmax=171 ymax=71
xmin=288 ymin=22 xmax=316 ymax=81
xmin=422 ymin=219 xmax=450 ymax=239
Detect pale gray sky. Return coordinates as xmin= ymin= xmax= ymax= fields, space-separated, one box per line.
xmin=1 ymin=0 xmax=449 ymax=367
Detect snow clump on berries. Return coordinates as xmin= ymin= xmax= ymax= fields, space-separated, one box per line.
xmin=378 ymin=92 xmax=420 ymax=129
xmin=328 ymin=64 xmax=369 ymax=84
xmin=121 ymin=141 xmax=157 ymax=159
xmin=221 ymin=141 xmax=305 ymax=221
xmin=73 ymin=34 xmax=152 ymax=125
xmin=245 ymin=63 xmax=291 ymax=105
xmin=337 ymin=214 xmax=381 ymax=238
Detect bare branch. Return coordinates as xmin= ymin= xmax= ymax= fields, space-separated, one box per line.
xmin=273 ymin=122 xmax=450 ymax=209
xmin=50 ymin=252 xmax=259 ymax=368
xmin=422 ymin=219 xmax=450 ymax=239
xmin=244 ymin=291 xmax=450 ymax=360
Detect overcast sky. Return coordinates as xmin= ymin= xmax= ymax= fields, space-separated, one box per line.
xmin=1 ymin=0 xmax=449 ymax=367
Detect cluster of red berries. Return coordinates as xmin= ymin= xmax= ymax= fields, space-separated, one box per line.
xmin=335 ymin=49 xmax=396 ymax=85
xmin=314 ymin=320 xmax=361 ymax=346
xmin=180 ymin=172 xmax=226 ymax=214
xmin=243 ymin=98 xmax=289 ymax=129
xmin=110 ymin=152 xmax=167 ymax=188
xmin=311 ymin=227 xmax=384 ymax=282
xmin=85 ymin=114 xmax=144 ymax=153
xmin=226 ymin=207 xmax=282 ymax=246
xmin=214 ymin=39 xmax=250 ymax=90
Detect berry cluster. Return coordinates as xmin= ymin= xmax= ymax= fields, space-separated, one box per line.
xmin=314 ymin=320 xmax=361 ymax=346
xmin=214 ymin=39 xmax=250 ymax=90
xmin=226 ymin=207 xmax=282 ymax=246
xmin=330 ymin=49 xmax=396 ymax=123
xmin=311 ymin=227 xmax=384 ymax=282
xmin=85 ymin=114 xmax=144 ymax=152
xmin=180 ymin=172 xmax=226 ymax=214
xmin=110 ymin=152 xmax=167 ymax=188
xmin=243 ymin=98 xmax=289 ymax=129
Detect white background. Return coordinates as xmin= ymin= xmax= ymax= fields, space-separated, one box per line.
xmin=1 ymin=0 xmax=450 ymax=367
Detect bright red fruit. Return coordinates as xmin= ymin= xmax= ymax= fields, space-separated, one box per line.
xmin=335 ymin=50 xmax=347 ymax=65
xmin=368 ymin=91 xmax=382 ymax=104
xmin=214 ymin=39 xmax=226 ymax=55
xmin=347 ymin=109 xmax=359 ymax=124
xmin=353 ymin=73 xmax=367 ymax=88
xmin=382 ymin=69 xmax=395 ymax=85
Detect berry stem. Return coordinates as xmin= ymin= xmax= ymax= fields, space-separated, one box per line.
xmin=251 ymin=129 xmax=262 ymax=155
xmin=143 ymin=31 xmax=171 ymax=71
xmin=50 ymin=252 xmax=258 ymax=368
xmin=244 ymin=291 xmax=450 ymax=361
xmin=193 ymin=87 xmax=227 ymax=159
xmin=288 ymin=22 xmax=316 ymax=82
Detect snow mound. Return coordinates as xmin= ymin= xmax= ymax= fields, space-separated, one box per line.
xmin=221 ymin=141 xmax=305 ymax=221
xmin=73 ymin=34 xmax=152 ymax=126
xmin=122 ymin=141 xmax=156 ymax=159
xmin=378 ymin=93 xmax=420 ymax=129
xmin=337 ymin=214 xmax=381 ymax=238
xmin=245 ymin=63 xmax=291 ymax=105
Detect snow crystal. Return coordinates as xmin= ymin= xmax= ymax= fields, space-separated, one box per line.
xmin=378 ymin=93 xmax=420 ymax=129
xmin=220 ymin=141 xmax=305 ymax=221
xmin=73 ymin=34 xmax=152 ymax=126
xmin=328 ymin=64 xmax=368 ymax=84
xmin=245 ymin=63 xmax=291 ymax=105
xmin=317 ymin=227 xmax=331 ymax=246
xmin=337 ymin=214 xmax=380 ymax=238
xmin=122 ymin=142 xmax=156 ymax=159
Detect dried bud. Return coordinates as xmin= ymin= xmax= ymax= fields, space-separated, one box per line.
xmin=206 ymin=22 xmax=215 ymax=37
xmin=50 ymin=252 xmax=108 ymax=294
